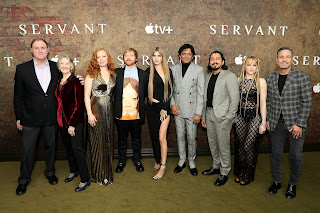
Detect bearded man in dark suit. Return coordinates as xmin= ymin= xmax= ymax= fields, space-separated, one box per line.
xmin=113 ymin=48 xmax=148 ymax=174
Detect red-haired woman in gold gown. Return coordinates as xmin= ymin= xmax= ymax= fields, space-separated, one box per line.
xmin=84 ymin=48 xmax=116 ymax=186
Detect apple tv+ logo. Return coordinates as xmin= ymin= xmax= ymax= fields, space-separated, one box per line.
xmin=51 ymin=55 xmax=59 ymax=62
xmin=50 ymin=55 xmax=80 ymax=66
xmin=145 ymin=23 xmax=173 ymax=34
xmin=235 ymin=55 xmax=246 ymax=65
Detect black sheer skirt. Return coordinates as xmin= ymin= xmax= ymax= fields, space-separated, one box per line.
xmin=234 ymin=114 xmax=261 ymax=183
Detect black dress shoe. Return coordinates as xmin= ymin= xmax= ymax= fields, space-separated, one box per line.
xmin=215 ymin=175 xmax=228 ymax=186
xmin=115 ymin=162 xmax=126 ymax=173
xmin=16 ymin=183 xmax=28 ymax=196
xmin=285 ymin=184 xmax=296 ymax=199
xmin=75 ymin=181 xmax=90 ymax=192
xmin=135 ymin=161 xmax=144 ymax=172
xmin=202 ymin=167 xmax=220 ymax=176
xmin=268 ymin=182 xmax=281 ymax=195
xmin=174 ymin=163 xmax=186 ymax=173
xmin=65 ymin=173 xmax=79 ymax=182
xmin=47 ymin=175 xmax=58 ymax=185
xmin=189 ymin=167 xmax=198 ymax=176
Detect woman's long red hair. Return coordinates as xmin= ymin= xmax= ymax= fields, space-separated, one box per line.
xmin=86 ymin=48 xmax=116 ymax=78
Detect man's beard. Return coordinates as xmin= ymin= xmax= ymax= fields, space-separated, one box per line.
xmin=125 ymin=60 xmax=136 ymax=66
xmin=207 ymin=64 xmax=220 ymax=72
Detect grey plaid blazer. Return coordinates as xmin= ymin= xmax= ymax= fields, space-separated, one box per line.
xmin=170 ymin=62 xmax=205 ymax=118
xmin=266 ymin=68 xmax=312 ymax=131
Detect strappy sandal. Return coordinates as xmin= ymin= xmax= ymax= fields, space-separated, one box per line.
xmin=235 ymin=177 xmax=240 ymax=183
xmin=154 ymin=162 xmax=160 ymax=170
xmin=153 ymin=164 xmax=166 ymax=180
xmin=240 ymin=180 xmax=251 ymax=186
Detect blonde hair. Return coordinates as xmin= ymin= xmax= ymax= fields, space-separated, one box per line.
xmin=148 ymin=47 xmax=172 ymax=103
xmin=238 ymin=56 xmax=261 ymax=118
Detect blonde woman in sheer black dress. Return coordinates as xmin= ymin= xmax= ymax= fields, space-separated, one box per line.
xmin=234 ymin=56 xmax=267 ymax=185
xmin=84 ymin=48 xmax=116 ymax=185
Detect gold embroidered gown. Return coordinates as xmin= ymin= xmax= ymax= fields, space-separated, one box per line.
xmin=87 ymin=75 xmax=115 ymax=185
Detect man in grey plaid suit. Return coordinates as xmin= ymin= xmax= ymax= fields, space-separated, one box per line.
xmin=170 ymin=44 xmax=205 ymax=176
xmin=266 ymin=47 xmax=312 ymax=199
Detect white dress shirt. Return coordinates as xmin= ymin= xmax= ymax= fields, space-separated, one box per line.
xmin=33 ymin=58 xmax=51 ymax=93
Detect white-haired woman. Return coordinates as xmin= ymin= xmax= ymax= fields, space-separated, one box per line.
xmin=55 ymin=55 xmax=90 ymax=192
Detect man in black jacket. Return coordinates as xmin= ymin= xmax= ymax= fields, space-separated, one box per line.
xmin=114 ymin=48 xmax=148 ymax=173
xmin=14 ymin=39 xmax=59 ymax=195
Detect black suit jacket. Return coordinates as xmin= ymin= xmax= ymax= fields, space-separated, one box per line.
xmin=14 ymin=59 xmax=60 ymax=127
xmin=114 ymin=66 xmax=148 ymax=123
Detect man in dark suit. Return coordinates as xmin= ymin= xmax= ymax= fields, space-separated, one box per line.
xmin=14 ymin=39 xmax=59 ymax=195
xmin=114 ymin=48 xmax=148 ymax=173
xmin=266 ymin=47 xmax=312 ymax=199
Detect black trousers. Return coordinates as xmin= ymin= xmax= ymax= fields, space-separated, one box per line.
xmin=115 ymin=119 xmax=142 ymax=164
xmin=59 ymin=123 xmax=90 ymax=182
xmin=146 ymin=103 xmax=162 ymax=164
xmin=18 ymin=125 xmax=57 ymax=184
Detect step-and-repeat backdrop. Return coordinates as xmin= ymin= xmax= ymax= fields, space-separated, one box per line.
xmin=1 ymin=0 xmax=319 ymax=153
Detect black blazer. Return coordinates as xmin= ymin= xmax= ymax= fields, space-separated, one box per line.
xmin=14 ymin=59 xmax=60 ymax=127
xmin=114 ymin=66 xmax=148 ymax=123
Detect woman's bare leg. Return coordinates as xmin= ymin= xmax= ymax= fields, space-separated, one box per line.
xmin=153 ymin=116 xmax=170 ymax=179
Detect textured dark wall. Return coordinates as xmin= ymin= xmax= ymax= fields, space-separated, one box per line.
xmin=0 ymin=0 xmax=319 ymax=154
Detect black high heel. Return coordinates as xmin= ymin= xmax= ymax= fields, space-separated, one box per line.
xmin=65 ymin=172 xmax=79 ymax=182
xmin=75 ymin=180 xmax=91 ymax=192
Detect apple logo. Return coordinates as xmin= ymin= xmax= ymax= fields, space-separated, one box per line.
xmin=51 ymin=55 xmax=59 ymax=62
xmin=235 ymin=55 xmax=246 ymax=65
xmin=313 ymin=83 xmax=320 ymax=93
xmin=145 ymin=23 xmax=154 ymax=34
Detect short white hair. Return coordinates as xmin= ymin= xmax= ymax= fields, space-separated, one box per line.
xmin=57 ymin=55 xmax=75 ymax=71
